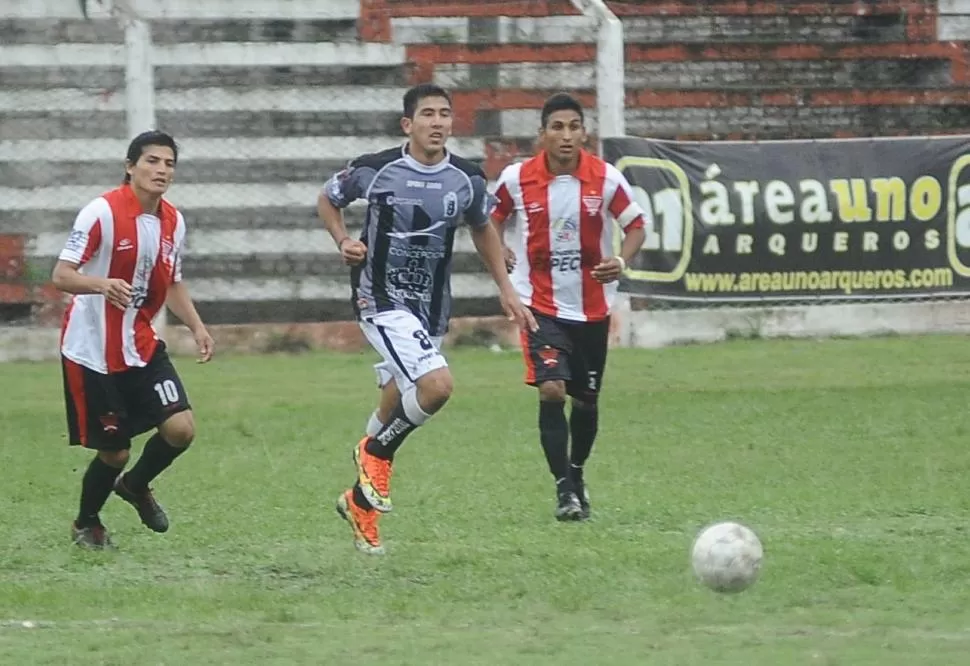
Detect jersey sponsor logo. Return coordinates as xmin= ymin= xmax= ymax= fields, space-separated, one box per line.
xmin=416 ymin=349 xmax=440 ymax=365
xmin=386 ymin=196 xmax=424 ymax=206
xmin=407 ymin=180 xmax=443 ymax=190
xmin=117 ymin=238 xmax=134 ymax=252
xmin=386 ymin=218 xmax=450 ymax=240
xmin=64 ymin=229 xmax=87 ymax=255
xmin=327 ymin=169 xmax=352 ymax=203
xmin=550 ymin=249 xmax=582 ymax=272
xmin=553 ymin=217 xmax=578 ymax=243
xmin=389 ymin=245 xmax=446 ymax=260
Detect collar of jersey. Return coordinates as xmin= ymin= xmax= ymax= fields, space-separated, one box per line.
xmin=400 ymin=143 xmax=452 ymax=174
xmin=534 ymin=149 xmax=597 ymax=183
xmin=119 ymin=183 xmax=170 ymax=222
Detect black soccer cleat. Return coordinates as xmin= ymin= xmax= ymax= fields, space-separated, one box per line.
xmin=555 ymin=490 xmax=583 ymax=522
xmin=71 ymin=522 xmax=115 ymax=550
xmin=113 ymin=474 xmax=169 ymax=533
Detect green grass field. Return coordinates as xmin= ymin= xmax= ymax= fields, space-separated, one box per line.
xmin=2 ymin=335 xmax=970 ymax=665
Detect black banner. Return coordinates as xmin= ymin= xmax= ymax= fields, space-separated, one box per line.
xmin=602 ymin=136 xmax=970 ymax=303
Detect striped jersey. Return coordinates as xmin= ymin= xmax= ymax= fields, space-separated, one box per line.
xmin=323 ymin=144 xmax=492 ymax=336
xmin=59 ymin=184 xmax=185 ymax=374
xmin=491 ymin=150 xmax=647 ymax=322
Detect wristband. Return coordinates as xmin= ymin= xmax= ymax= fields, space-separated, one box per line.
xmin=616 ymin=256 xmax=627 ymax=272
xmin=337 ymin=237 xmax=350 ymax=251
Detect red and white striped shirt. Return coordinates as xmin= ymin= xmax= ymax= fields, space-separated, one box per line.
xmin=59 ymin=184 xmax=186 ymax=374
xmin=491 ymin=150 xmax=647 ymax=322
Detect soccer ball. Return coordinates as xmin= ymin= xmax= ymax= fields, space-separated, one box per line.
xmin=690 ymin=521 xmax=763 ymax=593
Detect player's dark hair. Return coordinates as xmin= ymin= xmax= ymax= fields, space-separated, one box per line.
xmin=124 ymin=130 xmax=178 ymax=183
xmin=540 ymin=93 xmax=585 ymax=128
xmin=403 ymin=84 xmax=452 ymax=119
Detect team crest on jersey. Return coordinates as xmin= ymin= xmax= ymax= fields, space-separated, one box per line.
xmin=443 ymin=192 xmax=458 ymax=218
xmin=582 ymin=195 xmax=602 ymax=216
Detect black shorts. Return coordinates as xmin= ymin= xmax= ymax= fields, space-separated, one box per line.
xmin=520 ymin=309 xmax=610 ymax=402
xmin=61 ymin=341 xmax=191 ymax=451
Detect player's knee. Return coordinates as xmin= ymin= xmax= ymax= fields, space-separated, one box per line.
xmin=572 ymin=394 xmax=598 ymax=410
xmin=416 ymin=369 xmax=453 ymax=411
xmin=159 ymin=410 xmax=195 ymax=449
xmin=538 ymin=380 xmax=567 ymax=402
xmin=98 ymin=449 xmax=129 ymax=468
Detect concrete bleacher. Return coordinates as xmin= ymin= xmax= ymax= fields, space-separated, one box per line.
xmin=1 ymin=0 xmax=461 ymax=326
xmin=2 ymin=0 xmax=969 ymax=344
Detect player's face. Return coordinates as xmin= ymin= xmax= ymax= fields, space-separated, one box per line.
xmin=126 ymin=145 xmax=176 ymax=196
xmin=402 ymin=95 xmax=453 ymax=160
xmin=540 ymin=110 xmax=586 ymax=166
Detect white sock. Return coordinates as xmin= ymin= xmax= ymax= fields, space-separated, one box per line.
xmin=365 ymin=410 xmax=384 ymax=438
xmin=401 ymin=386 xmax=432 ymax=426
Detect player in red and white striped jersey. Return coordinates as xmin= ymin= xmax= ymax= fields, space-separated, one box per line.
xmin=491 ymin=93 xmax=647 ymax=521
xmin=51 ymin=131 xmax=214 ymax=549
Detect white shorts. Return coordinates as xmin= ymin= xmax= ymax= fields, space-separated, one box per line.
xmin=360 ymin=310 xmax=447 ymax=391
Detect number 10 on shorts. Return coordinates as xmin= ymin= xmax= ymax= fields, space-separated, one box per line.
xmin=154 ymin=380 xmax=180 ymax=406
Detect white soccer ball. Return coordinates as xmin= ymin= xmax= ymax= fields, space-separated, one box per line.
xmin=690 ymin=521 xmax=763 ymax=593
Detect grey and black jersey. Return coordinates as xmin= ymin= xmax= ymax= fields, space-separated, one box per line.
xmin=323 ymin=144 xmax=493 ymax=336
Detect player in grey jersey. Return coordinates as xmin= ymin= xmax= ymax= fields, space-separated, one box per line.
xmin=318 ymin=83 xmax=537 ymax=554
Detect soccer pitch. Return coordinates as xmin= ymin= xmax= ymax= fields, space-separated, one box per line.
xmin=2 ymin=336 xmax=969 ymax=664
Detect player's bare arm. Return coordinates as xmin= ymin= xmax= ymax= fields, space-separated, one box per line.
xmin=470 ymin=223 xmax=538 ymax=332
xmin=318 ymin=192 xmax=366 ymax=265
xmin=166 ymin=281 xmax=214 ymax=363
xmin=51 ymin=260 xmax=132 ymax=309
xmin=591 ymin=225 xmax=646 ymax=284
xmin=502 ymin=244 xmax=516 ymax=272
xmin=493 ymin=223 xmax=516 ymax=272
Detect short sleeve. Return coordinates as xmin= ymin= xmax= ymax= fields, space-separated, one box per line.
xmin=59 ymin=197 xmax=107 ymax=266
xmin=490 ymin=164 xmax=517 ymax=225
xmin=173 ymin=211 xmax=187 ymax=283
xmin=463 ymin=174 xmax=494 ymax=228
xmin=606 ymin=165 xmax=647 ymax=232
xmin=322 ymin=159 xmax=378 ymax=209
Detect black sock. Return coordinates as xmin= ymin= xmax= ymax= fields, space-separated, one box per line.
xmin=365 ymin=402 xmax=417 ymax=461
xmin=569 ymin=404 xmax=598 ymax=471
xmin=352 ymin=483 xmax=373 ymax=511
xmin=124 ymin=433 xmax=185 ymax=493
xmin=77 ymin=456 xmax=123 ymax=528
xmin=539 ymin=400 xmax=570 ymax=489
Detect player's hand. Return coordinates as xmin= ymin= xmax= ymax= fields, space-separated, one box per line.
xmin=591 ymin=257 xmax=625 ymax=284
xmin=339 ymin=238 xmax=367 ymax=266
xmin=193 ymin=327 xmax=215 ymax=363
xmin=502 ymin=246 xmax=516 ymax=273
xmin=99 ymin=278 xmax=133 ymax=309
xmin=499 ymin=287 xmax=538 ymax=332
